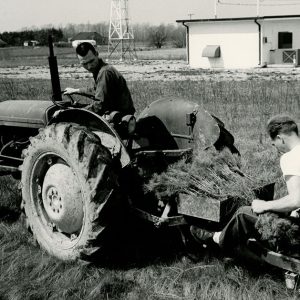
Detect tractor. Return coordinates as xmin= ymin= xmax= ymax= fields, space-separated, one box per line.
xmin=3 ymin=38 xmax=300 ymax=288
xmin=0 ymin=37 xmax=239 ymax=261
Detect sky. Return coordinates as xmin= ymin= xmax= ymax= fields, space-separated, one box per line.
xmin=1 ymin=0 xmax=300 ymax=32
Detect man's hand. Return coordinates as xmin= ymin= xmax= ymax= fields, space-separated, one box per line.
xmin=252 ymin=199 xmax=268 ymax=214
xmin=64 ymin=88 xmax=80 ymax=95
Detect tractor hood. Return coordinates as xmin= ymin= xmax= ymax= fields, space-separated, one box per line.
xmin=0 ymin=100 xmax=58 ymax=128
xmin=137 ymin=97 xmax=220 ymax=150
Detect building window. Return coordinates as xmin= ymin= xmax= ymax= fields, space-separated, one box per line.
xmin=278 ymin=32 xmax=293 ymax=49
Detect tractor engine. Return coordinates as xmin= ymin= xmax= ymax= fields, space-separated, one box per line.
xmin=0 ymin=100 xmax=59 ymax=175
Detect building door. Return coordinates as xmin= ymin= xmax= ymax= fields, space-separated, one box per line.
xmin=278 ymin=32 xmax=294 ymax=64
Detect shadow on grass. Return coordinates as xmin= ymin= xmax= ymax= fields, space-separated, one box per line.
xmin=0 ymin=206 xmax=20 ymax=223
xmin=0 ymin=201 xmax=287 ymax=284
xmin=94 ymin=216 xmax=187 ymax=270
xmin=0 ymin=198 xmax=187 ymax=269
xmin=97 ymin=214 xmax=289 ymax=284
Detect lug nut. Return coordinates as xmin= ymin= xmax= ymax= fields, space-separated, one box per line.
xmin=70 ymin=234 xmax=77 ymax=241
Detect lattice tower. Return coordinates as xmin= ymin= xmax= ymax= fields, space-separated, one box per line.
xmin=108 ymin=0 xmax=137 ymax=60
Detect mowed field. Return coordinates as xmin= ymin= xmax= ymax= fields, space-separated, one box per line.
xmin=0 ymin=47 xmax=300 ymax=299
xmin=0 ymin=46 xmax=186 ymax=67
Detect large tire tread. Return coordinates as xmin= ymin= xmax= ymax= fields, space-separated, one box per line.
xmin=21 ymin=122 xmax=120 ymax=261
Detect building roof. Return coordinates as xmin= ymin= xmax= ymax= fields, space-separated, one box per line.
xmin=176 ymin=14 xmax=300 ymax=23
xmin=70 ymin=32 xmax=105 ymax=43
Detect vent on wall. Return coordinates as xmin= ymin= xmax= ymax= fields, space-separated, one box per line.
xmin=202 ymin=45 xmax=221 ymax=58
xmin=283 ymin=50 xmax=296 ymax=63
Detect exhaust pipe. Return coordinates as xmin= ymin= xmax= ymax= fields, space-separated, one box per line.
xmin=48 ymin=35 xmax=62 ymax=101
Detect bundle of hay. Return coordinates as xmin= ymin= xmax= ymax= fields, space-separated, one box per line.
xmin=144 ymin=146 xmax=278 ymax=210
xmin=145 ymin=144 xmax=300 ymax=254
xmin=255 ymin=212 xmax=300 ymax=255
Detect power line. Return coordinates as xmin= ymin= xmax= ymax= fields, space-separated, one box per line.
xmin=219 ymin=0 xmax=300 ymax=6
xmin=219 ymin=1 xmax=300 ymax=5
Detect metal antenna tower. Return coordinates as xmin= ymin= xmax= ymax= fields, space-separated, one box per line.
xmin=108 ymin=0 xmax=137 ymax=60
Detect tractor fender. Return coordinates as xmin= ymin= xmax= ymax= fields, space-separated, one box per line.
xmin=48 ymin=108 xmax=130 ymax=168
xmin=137 ymin=97 xmax=220 ymax=150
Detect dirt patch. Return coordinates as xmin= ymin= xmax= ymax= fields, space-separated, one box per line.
xmin=1 ymin=60 xmax=300 ymax=82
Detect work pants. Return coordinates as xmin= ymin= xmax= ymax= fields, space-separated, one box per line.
xmin=218 ymin=206 xmax=260 ymax=254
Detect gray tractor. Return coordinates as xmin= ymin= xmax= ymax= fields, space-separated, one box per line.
xmin=0 ymin=38 xmax=241 ymax=261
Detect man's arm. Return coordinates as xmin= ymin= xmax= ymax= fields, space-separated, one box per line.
xmin=64 ymin=87 xmax=80 ymax=95
xmin=252 ymin=175 xmax=300 ymax=213
xmin=87 ymin=69 xmax=111 ymax=114
xmin=94 ymin=69 xmax=110 ymax=102
xmin=64 ymin=85 xmax=94 ymax=97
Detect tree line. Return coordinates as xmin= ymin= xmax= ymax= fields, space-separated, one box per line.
xmin=62 ymin=22 xmax=186 ymax=48
xmin=0 ymin=23 xmax=186 ymax=48
xmin=0 ymin=28 xmax=63 ymax=46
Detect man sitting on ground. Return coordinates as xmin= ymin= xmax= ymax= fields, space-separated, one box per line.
xmin=64 ymin=42 xmax=135 ymax=116
xmin=191 ymin=115 xmax=300 ymax=256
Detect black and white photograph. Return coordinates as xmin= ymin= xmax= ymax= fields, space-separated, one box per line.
xmin=1 ymin=0 xmax=300 ymax=299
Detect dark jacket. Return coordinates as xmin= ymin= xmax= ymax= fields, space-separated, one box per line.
xmin=80 ymin=59 xmax=135 ymax=115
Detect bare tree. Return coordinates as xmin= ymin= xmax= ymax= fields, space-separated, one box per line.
xmin=170 ymin=25 xmax=186 ymax=48
xmin=148 ymin=24 xmax=168 ymax=49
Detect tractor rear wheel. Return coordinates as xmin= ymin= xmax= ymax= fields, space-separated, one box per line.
xmin=21 ymin=123 xmax=120 ymax=261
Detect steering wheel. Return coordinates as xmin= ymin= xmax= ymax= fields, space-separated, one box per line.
xmin=51 ymin=92 xmax=73 ymax=109
xmin=65 ymin=93 xmax=76 ymax=105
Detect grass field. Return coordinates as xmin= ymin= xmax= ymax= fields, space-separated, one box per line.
xmin=0 ymin=74 xmax=300 ymax=299
xmin=0 ymin=46 xmax=186 ymax=67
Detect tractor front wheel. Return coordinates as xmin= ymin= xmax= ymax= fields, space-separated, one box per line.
xmin=21 ymin=123 xmax=120 ymax=261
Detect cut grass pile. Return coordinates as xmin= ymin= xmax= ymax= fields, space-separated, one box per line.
xmin=145 ymin=148 xmax=252 ymax=206
xmin=145 ymin=145 xmax=281 ymax=218
xmin=256 ymin=212 xmax=300 ymax=255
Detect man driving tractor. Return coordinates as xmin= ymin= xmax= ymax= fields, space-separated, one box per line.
xmin=64 ymin=42 xmax=135 ymax=116
xmin=191 ymin=115 xmax=300 ymax=257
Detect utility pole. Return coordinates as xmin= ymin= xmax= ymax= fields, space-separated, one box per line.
xmin=214 ymin=0 xmax=218 ymax=18
xmin=256 ymin=0 xmax=260 ymax=16
xmin=188 ymin=13 xmax=194 ymax=20
xmin=108 ymin=0 xmax=137 ymax=61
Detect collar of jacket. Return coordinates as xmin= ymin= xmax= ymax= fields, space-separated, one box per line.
xmin=93 ymin=58 xmax=106 ymax=81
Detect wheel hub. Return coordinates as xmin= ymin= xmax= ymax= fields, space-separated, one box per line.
xmin=42 ymin=163 xmax=83 ymax=234
xmin=45 ymin=186 xmax=63 ymax=213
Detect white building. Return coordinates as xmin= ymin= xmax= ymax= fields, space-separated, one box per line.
xmin=177 ymin=15 xmax=300 ymax=69
xmin=71 ymin=40 xmax=96 ymax=48
xmin=23 ymin=40 xmax=39 ymax=47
